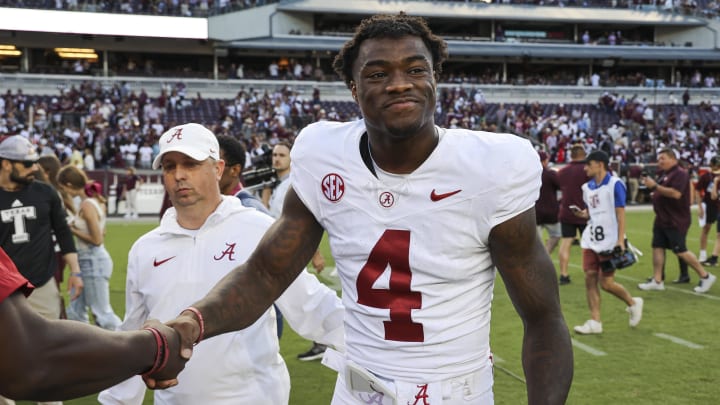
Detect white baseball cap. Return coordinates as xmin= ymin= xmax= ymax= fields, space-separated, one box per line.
xmin=152 ymin=123 xmax=219 ymax=169
xmin=0 ymin=135 xmax=39 ymax=162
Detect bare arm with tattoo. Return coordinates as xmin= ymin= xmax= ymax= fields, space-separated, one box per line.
xmin=489 ymin=208 xmax=573 ymax=405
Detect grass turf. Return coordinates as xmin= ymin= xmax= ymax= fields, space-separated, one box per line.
xmin=20 ymin=208 xmax=720 ymax=404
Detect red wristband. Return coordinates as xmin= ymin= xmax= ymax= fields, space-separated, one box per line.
xmin=142 ymin=327 xmax=168 ymax=377
xmin=184 ymin=306 xmax=205 ymax=345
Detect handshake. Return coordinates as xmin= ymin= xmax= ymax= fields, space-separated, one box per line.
xmin=139 ymin=308 xmax=204 ymax=390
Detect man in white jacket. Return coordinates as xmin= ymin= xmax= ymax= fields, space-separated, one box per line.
xmin=99 ymin=123 xmax=344 ymax=404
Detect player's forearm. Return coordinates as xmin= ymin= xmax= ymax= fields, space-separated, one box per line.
xmin=6 ymin=320 xmax=154 ymax=400
xmin=522 ymin=315 xmax=574 ymax=405
xmin=193 ymin=262 xmax=287 ymax=339
xmin=195 ymin=222 xmax=321 ymax=339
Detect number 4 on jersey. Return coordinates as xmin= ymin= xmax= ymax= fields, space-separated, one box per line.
xmin=356 ymin=229 xmax=424 ymax=342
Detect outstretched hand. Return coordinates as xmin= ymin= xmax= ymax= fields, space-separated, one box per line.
xmin=141 ymin=319 xmax=189 ymax=390
xmin=142 ymin=313 xmax=201 ymax=390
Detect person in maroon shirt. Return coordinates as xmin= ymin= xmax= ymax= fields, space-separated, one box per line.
xmin=639 ymin=148 xmax=717 ymax=293
xmin=0 ymin=247 xmax=186 ymax=401
xmin=536 ymin=151 xmax=562 ymax=254
xmin=556 ymin=144 xmax=590 ymax=285
xmin=694 ymin=157 xmax=720 ymax=266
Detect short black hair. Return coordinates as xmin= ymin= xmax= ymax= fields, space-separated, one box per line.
xmin=332 ymin=13 xmax=448 ymax=89
xmin=216 ymin=135 xmax=246 ymax=168
xmin=585 ymin=150 xmax=610 ymax=168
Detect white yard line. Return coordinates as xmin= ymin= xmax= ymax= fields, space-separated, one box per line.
xmin=653 ymin=333 xmax=704 ymax=349
xmin=494 ymin=363 xmax=526 ymax=384
xmin=571 ymin=339 xmax=607 ymax=356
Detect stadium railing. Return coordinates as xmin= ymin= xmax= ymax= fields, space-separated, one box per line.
xmin=3 ymin=73 xmax=720 ymax=104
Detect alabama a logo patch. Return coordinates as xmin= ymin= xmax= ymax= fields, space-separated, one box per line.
xmin=378 ymin=191 xmax=395 ymax=208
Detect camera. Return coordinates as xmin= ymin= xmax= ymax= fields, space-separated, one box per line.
xmin=599 ymin=245 xmax=637 ymax=273
xmin=241 ymin=144 xmax=277 ymax=191
xmin=640 ymin=170 xmax=648 ymax=177
xmin=241 ymin=166 xmax=276 ymax=189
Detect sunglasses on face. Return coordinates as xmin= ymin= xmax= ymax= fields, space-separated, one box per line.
xmin=10 ymin=160 xmax=37 ymax=168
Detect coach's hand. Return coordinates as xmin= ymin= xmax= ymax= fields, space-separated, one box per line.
xmin=141 ymin=319 xmax=188 ymax=390
xmin=168 ymin=310 xmax=202 ymax=360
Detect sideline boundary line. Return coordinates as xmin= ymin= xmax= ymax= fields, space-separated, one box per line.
xmin=653 ymin=333 xmax=704 ymax=349
xmin=492 ymin=356 xmax=526 ymax=384
xmin=571 ymin=338 xmax=607 ymax=356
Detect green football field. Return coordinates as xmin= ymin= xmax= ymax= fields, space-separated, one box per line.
xmin=24 ymin=208 xmax=720 ymax=404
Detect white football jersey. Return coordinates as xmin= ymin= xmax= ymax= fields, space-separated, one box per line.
xmin=580 ymin=175 xmax=624 ymax=253
xmin=291 ymin=119 xmax=541 ymax=382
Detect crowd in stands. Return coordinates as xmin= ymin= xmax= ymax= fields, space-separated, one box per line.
xmin=1 ymin=0 xmax=711 ymax=16
xmin=0 ymin=0 xmax=277 ymax=17
xmin=2 ymin=77 xmax=720 ymax=186
xmin=248 ymin=58 xmax=720 ymax=90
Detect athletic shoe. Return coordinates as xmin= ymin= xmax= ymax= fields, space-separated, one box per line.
xmin=627 ymin=297 xmax=644 ymax=327
xmin=701 ymin=256 xmax=718 ymax=267
xmin=638 ymin=279 xmax=665 ymax=291
xmin=694 ymin=273 xmax=717 ymax=293
xmin=559 ymin=275 xmax=571 ymax=285
xmin=699 ymin=251 xmax=708 ymax=262
xmin=574 ymin=319 xmax=602 ymax=335
xmin=672 ymin=276 xmax=690 ymax=284
xmin=297 ymin=342 xmax=327 ymax=361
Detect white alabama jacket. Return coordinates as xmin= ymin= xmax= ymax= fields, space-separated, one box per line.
xmin=99 ymin=196 xmax=344 ymax=405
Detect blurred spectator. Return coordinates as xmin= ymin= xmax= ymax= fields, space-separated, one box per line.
xmin=639 ymin=148 xmax=716 ymax=291
xmin=536 ymin=150 xmax=562 ymax=254
xmin=557 ymin=144 xmax=590 ymax=285
xmin=58 ymin=165 xmax=122 ymax=330
xmin=121 ymin=167 xmax=143 ymax=219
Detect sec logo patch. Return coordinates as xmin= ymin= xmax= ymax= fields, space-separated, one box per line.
xmin=322 ymin=173 xmax=345 ymax=202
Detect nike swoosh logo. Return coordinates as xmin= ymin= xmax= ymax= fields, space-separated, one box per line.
xmin=430 ymin=189 xmax=462 ymax=201
xmin=153 ymin=256 xmax=176 ymax=267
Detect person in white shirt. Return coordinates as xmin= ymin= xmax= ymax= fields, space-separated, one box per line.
xmin=570 ymin=150 xmax=643 ymax=335
xmin=99 ymin=123 xmax=344 ymax=405
xmin=58 ymin=166 xmax=122 ymax=331
xmin=151 ymin=15 xmax=571 ymax=405
xmin=137 ymin=142 xmax=154 ymax=170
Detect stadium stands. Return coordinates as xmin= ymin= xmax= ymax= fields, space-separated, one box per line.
xmin=2 ymin=0 xmax=720 ymax=185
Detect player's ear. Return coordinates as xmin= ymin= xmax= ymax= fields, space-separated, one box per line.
xmin=350 ymin=81 xmax=358 ymax=102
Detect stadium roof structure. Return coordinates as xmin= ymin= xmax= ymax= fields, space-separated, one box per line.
xmin=277 ymin=0 xmax=706 ymax=27
xmin=223 ymin=35 xmax=720 ymax=61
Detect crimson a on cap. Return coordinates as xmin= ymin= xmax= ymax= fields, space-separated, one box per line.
xmin=152 ymin=123 xmax=220 ymax=169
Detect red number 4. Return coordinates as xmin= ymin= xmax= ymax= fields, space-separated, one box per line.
xmin=356 ymin=230 xmax=424 ymax=342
